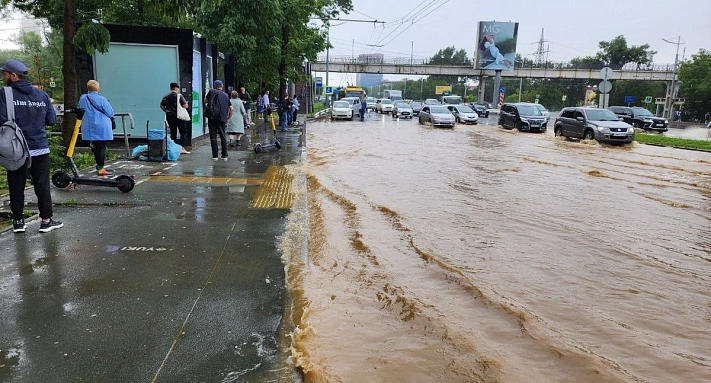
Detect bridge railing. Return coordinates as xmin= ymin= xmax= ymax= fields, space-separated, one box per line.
xmin=315 ymin=56 xmax=674 ymax=72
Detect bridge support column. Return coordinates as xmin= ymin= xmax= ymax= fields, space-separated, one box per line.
xmin=478 ymin=75 xmax=487 ymax=103
xmin=492 ymin=70 xmax=502 ymax=108
xmin=663 ymin=81 xmax=673 ymax=119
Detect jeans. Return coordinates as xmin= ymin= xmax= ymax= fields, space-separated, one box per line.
xmin=263 ymin=108 xmax=270 ymax=123
xmin=208 ymin=119 xmax=228 ymax=158
xmin=281 ymin=111 xmax=288 ymax=131
xmin=166 ymin=115 xmax=187 ymax=146
xmin=8 ymin=154 xmax=53 ymax=220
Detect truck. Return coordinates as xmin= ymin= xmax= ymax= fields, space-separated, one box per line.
xmin=442 ymin=95 xmax=463 ymax=105
xmin=383 ymin=89 xmax=403 ymax=101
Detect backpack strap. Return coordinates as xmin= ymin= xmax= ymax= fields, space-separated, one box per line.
xmin=4 ymin=87 xmax=14 ymax=120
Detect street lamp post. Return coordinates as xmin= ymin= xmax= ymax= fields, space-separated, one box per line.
xmin=661 ymin=36 xmax=684 ymax=119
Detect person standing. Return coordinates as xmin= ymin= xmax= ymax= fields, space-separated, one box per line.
xmin=204 ymin=80 xmax=232 ymax=160
xmin=360 ymin=95 xmax=367 ymax=121
xmin=78 ymin=80 xmax=114 ymax=176
xmin=280 ymin=93 xmax=291 ymax=132
xmin=262 ymin=90 xmax=271 ymax=123
xmin=160 ymin=82 xmax=189 ymax=150
xmin=0 ymin=59 xmax=62 ymax=233
xmin=227 ymin=90 xmax=247 ymax=146
xmin=291 ymin=94 xmax=300 ymax=125
xmin=239 ymin=87 xmax=252 ymax=127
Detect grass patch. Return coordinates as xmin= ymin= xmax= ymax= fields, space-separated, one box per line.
xmin=312 ymin=103 xmax=326 ymax=114
xmin=635 ymin=134 xmax=711 ymax=151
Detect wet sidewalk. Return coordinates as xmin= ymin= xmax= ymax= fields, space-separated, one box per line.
xmin=0 ymin=123 xmax=305 ymax=382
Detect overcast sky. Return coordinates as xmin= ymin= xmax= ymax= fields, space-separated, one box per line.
xmin=318 ymin=0 xmax=711 ymax=86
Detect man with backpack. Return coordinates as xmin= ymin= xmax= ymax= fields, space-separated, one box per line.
xmin=0 ymin=59 xmax=62 ymax=233
xmin=204 ymin=80 xmax=232 ymax=161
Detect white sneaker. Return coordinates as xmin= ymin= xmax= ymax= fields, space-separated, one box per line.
xmin=212 ymin=157 xmax=218 ymax=161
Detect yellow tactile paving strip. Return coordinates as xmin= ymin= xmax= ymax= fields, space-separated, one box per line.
xmin=251 ymin=166 xmax=294 ymax=209
xmin=147 ymin=175 xmax=263 ymax=186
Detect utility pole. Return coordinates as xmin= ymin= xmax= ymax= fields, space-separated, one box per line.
xmin=661 ymin=36 xmax=684 ymax=119
xmin=518 ymin=77 xmax=522 ymax=102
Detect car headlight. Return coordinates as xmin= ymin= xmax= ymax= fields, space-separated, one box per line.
xmin=663 ymin=120 xmax=668 ymax=124
xmin=520 ymin=118 xmax=529 ymax=123
xmin=596 ymin=126 xmax=610 ymax=133
xmin=644 ymin=119 xmax=653 ymax=123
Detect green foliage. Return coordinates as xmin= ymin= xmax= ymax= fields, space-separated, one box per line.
xmin=571 ymin=35 xmax=656 ymax=70
xmin=608 ymin=80 xmax=665 ymax=106
xmin=0 ymin=29 xmax=64 ymax=101
xmin=678 ymin=49 xmax=711 ymax=115
xmin=635 ymin=133 xmax=711 ymax=151
xmin=429 ymin=46 xmax=470 ymax=89
xmin=73 ymin=22 xmax=110 ymax=54
xmin=312 ymin=102 xmax=326 ymax=113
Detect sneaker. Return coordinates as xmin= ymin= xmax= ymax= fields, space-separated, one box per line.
xmin=212 ymin=157 xmax=219 ymax=161
xmin=97 ymin=168 xmax=114 ymax=176
xmin=221 ymin=157 xmax=228 ymax=161
xmin=39 ymin=218 xmax=63 ymax=233
xmin=12 ymin=218 xmax=26 ymax=233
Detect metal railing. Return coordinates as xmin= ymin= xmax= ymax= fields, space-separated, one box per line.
xmin=315 ymin=56 xmax=675 ymax=72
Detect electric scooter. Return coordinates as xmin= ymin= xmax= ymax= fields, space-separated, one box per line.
xmin=51 ymin=107 xmax=136 ymax=193
xmin=253 ymin=111 xmax=282 ymax=153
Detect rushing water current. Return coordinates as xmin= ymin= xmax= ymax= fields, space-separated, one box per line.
xmin=282 ymin=115 xmax=711 ymax=383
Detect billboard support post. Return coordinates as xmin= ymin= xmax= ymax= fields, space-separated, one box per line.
xmin=492 ymin=70 xmax=502 ymax=107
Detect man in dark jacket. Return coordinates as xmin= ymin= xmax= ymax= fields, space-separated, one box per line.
xmin=0 ymin=59 xmax=61 ymax=233
xmin=238 ymin=87 xmax=252 ymax=127
xmin=160 ymin=82 xmax=189 ymax=149
xmin=204 ymin=80 xmax=232 ymax=160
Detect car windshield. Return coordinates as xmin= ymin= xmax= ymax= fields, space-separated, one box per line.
xmin=534 ymin=104 xmax=547 ymax=112
xmin=395 ymin=102 xmax=409 ymax=108
xmin=333 ymin=101 xmax=349 ymax=108
xmin=411 ymin=102 xmax=422 ymax=108
xmin=517 ymin=105 xmax=543 ymax=116
xmin=457 ymin=106 xmax=475 ymax=113
xmin=585 ymin=109 xmax=620 ymax=121
xmin=381 ymin=99 xmax=393 ymax=104
xmin=366 ymin=97 xmax=376 ymax=102
xmin=425 ymin=99 xmax=439 ymax=104
xmin=633 ymin=108 xmax=654 ymax=117
xmin=430 ymin=106 xmax=450 ymax=114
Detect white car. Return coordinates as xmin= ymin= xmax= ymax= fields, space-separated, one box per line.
xmin=392 ymin=101 xmax=413 ymax=119
xmin=446 ymin=105 xmax=479 ymax=124
xmin=331 ymin=100 xmax=353 ymax=120
xmin=375 ymin=98 xmax=394 ymax=114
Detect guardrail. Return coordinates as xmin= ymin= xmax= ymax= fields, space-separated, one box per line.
xmin=316 ymin=56 xmax=675 ymax=72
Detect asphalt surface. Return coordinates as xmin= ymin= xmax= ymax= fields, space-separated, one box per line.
xmin=0 ymin=122 xmax=305 ymax=382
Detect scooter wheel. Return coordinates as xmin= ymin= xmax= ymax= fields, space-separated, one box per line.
xmin=51 ymin=170 xmax=72 ymax=188
xmin=275 ymin=140 xmax=282 ymax=150
xmin=116 ymin=175 xmax=135 ymax=193
xmin=254 ymin=143 xmax=263 ymax=153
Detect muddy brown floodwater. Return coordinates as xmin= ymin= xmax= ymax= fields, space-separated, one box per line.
xmin=282 ymin=114 xmax=711 ymax=383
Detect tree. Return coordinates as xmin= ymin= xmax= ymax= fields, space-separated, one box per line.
xmin=428 ymin=46 xmax=470 ymax=96
xmin=597 ymin=35 xmax=656 ymax=69
xmin=678 ymin=49 xmax=711 ymax=117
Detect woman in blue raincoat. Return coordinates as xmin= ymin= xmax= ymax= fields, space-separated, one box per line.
xmin=78 ymin=80 xmax=114 ymax=175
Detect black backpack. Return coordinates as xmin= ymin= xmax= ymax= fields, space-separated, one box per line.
xmin=205 ymin=90 xmax=222 ymax=120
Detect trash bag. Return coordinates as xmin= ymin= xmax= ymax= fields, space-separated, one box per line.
xmin=166 ymin=137 xmax=182 ymax=161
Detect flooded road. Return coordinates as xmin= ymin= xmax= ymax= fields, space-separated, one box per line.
xmin=285 ymin=113 xmax=711 ymax=382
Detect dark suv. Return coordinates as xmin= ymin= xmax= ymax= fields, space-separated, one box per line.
xmin=608 ymin=106 xmax=668 ymax=132
xmin=498 ymin=103 xmax=547 ymax=132
xmin=468 ymin=103 xmax=489 ymax=118
xmin=554 ymin=107 xmax=634 ymax=144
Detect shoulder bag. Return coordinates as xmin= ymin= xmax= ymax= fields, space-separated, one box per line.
xmin=86 ymin=93 xmax=116 ymax=130
xmin=176 ymin=93 xmax=191 ymax=121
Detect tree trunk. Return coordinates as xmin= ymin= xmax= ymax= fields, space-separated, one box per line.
xmin=62 ymin=0 xmax=78 ymax=147
xmin=278 ymin=0 xmax=289 ymax=106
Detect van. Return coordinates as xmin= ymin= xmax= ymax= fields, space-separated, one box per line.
xmin=340 ymin=97 xmax=363 ymax=118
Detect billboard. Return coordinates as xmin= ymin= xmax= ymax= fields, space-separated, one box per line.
xmin=475 ymin=21 xmax=519 ymax=71
xmin=435 ymin=85 xmax=452 ymax=95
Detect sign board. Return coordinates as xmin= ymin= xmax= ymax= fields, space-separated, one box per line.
xmin=435 ymin=85 xmax=452 ymax=95
xmin=534 ymin=98 xmax=539 ymax=104
xmin=474 ymin=21 xmax=519 ymax=71
xmin=499 ymin=87 xmax=506 ymax=94
xmin=644 ymin=96 xmax=653 ymax=103
xmin=562 ymin=95 xmax=567 ymax=101
xmin=624 ymin=95 xmax=636 ymax=104
xmin=49 ymin=81 xmax=56 ymax=88
xmin=600 ymin=67 xmax=613 ymax=80
xmin=598 ymin=80 xmax=612 ymax=94
xmin=442 ymin=90 xmax=452 ymax=96
xmin=315 ymin=77 xmax=323 ymax=88
xmin=325 ymin=86 xmax=333 ymax=95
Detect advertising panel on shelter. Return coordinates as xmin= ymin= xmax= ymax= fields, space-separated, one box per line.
xmin=475 ymin=21 xmax=519 ymax=71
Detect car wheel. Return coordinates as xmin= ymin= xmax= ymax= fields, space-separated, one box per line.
xmin=514 ymin=122 xmax=522 ymax=131
xmin=583 ymin=130 xmax=595 ymax=140
xmin=554 ymin=126 xmax=563 ymax=137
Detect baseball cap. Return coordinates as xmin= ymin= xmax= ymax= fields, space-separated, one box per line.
xmin=0 ymin=59 xmax=28 ymax=75
xmin=214 ymin=80 xmax=223 ymax=87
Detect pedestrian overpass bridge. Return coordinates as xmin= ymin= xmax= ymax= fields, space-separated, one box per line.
xmin=312 ymin=56 xmax=675 ymax=81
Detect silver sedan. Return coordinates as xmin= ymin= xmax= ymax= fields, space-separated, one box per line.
xmin=418 ymin=105 xmax=455 ymax=128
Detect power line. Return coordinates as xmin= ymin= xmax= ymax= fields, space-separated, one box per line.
xmin=378 ymin=0 xmax=451 ymax=48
